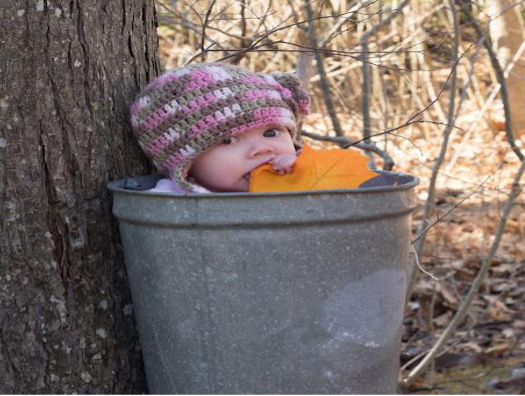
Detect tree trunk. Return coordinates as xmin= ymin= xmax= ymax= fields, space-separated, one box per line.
xmin=0 ymin=0 xmax=160 ymax=393
xmin=488 ymin=0 xmax=525 ymax=138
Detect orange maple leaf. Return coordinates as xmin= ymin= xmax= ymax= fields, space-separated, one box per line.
xmin=249 ymin=145 xmax=379 ymax=192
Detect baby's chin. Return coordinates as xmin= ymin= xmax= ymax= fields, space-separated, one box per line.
xmin=230 ymin=174 xmax=250 ymax=192
xmin=228 ymin=174 xmax=250 ymax=192
xmin=210 ymin=176 xmax=250 ymax=193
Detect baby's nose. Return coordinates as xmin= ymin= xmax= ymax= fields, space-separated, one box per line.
xmin=250 ymin=143 xmax=274 ymax=157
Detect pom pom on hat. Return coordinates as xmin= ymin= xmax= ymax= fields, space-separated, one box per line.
xmin=271 ymin=72 xmax=310 ymax=116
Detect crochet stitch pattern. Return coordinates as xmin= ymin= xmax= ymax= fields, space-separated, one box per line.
xmin=130 ymin=63 xmax=310 ymax=192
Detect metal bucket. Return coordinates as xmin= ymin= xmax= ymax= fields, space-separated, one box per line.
xmin=109 ymin=173 xmax=419 ymax=394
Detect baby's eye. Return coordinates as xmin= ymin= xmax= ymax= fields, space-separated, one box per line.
xmin=222 ymin=137 xmax=238 ymax=145
xmin=263 ymin=129 xmax=279 ymax=138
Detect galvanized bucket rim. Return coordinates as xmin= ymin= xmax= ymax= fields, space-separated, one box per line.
xmin=108 ymin=172 xmax=420 ymax=198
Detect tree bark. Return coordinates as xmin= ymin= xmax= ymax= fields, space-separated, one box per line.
xmin=488 ymin=0 xmax=525 ymax=138
xmin=0 ymin=0 xmax=160 ymax=392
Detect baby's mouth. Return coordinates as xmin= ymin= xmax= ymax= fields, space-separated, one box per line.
xmin=246 ymin=160 xmax=271 ymax=179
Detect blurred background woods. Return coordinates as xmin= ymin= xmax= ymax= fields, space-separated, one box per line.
xmin=154 ymin=0 xmax=525 ymax=393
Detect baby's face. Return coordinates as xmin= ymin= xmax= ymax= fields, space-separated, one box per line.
xmin=189 ymin=125 xmax=296 ymax=192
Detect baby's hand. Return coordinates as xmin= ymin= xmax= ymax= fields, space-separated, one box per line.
xmin=269 ymin=154 xmax=297 ymax=175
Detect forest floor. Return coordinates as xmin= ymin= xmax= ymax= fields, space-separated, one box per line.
xmin=303 ymin=108 xmax=525 ymax=394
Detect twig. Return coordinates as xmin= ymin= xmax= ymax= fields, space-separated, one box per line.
xmin=401 ymin=299 xmax=493 ymax=372
xmin=295 ymin=22 xmax=315 ymax=142
xmin=318 ymin=0 xmax=368 ymax=48
xmin=315 ymin=40 xmax=473 ymax=154
xmin=251 ymin=0 xmax=274 ymax=34
xmin=459 ymin=0 xmax=524 ymax=162
xmin=447 ymin=39 xmax=525 ymax=173
xmin=403 ymin=51 xmax=468 ymax=126
xmin=360 ymin=0 xmax=410 ymax=141
xmin=350 ymin=119 xmax=462 ymax=149
xmin=301 ymin=130 xmax=395 ymax=169
xmin=304 ymin=0 xmax=344 ymax=137
xmin=406 ymin=0 xmax=460 ymax=300
xmin=214 ymin=8 xmax=378 ymax=63
xmin=411 ymin=163 xmax=503 ymax=245
xmin=361 ymin=37 xmax=372 ymax=142
xmin=208 ymin=40 xmax=470 ymax=72
xmin=230 ymin=0 xmax=250 ymax=64
xmin=185 ymin=42 xmax=219 ymax=65
xmin=297 ymin=0 xmax=373 ymax=80
xmin=157 ymin=3 xmax=225 ymax=51
xmin=410 ymin=245 xmax=438 ymax=281
xmin=428 ymin=281 xmax=437 ymax=331
xmin=200 ymin=0 xmax=217 ymax=62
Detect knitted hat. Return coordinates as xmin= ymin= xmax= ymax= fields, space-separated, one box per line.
xmin=130 ymin=63 xmax=310 ymax=192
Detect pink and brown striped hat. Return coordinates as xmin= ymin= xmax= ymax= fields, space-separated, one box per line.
xmin=130 ymin=62 xmax=310 ymax=192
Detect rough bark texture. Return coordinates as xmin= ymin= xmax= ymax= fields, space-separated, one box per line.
xmin=0 ymin=0 xmax=160 ymax=392
xmin=488 ymin=0 xmax=525 ymax=138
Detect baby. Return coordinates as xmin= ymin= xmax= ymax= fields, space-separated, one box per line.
xmin=130 ymin=62 xmax=309 ymax=193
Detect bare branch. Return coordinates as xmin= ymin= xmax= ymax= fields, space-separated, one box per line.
xmin=350 ymin=119 xmax=463 ymax=148
xmin=200 ymin=0 xmax=217 ymax=62
xmin=406 ymin=0 xmax=461 ymax=301
xmin=411 ymin=163 xmax=504 ymax=245
xmin=214 ymin=8 xmax=378 ymax=63
xmin=301 ymin=130 xmax=395 ymax=170
xmin=360 ymin=0 xmax=410 ymax=140
xmin=459 ymin=0 xmax=525 ymax=161
xmin=304 ymin=0 xmax=344 ymax=137
xmin=230 ymin=0 xmax=251 ymax=64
